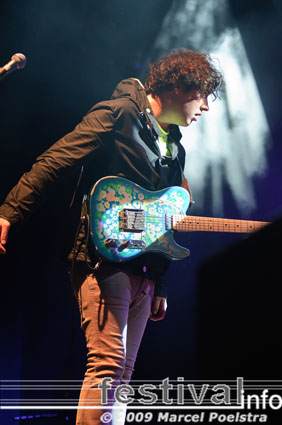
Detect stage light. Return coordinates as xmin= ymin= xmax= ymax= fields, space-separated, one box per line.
xmin=144 ymin=0 xmax=271 ymax=215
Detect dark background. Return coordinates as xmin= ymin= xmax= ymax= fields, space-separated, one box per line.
xmin=1 ymin=1 xmax=281 ymax=423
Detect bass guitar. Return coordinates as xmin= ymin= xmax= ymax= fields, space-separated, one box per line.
xmin=88 ymin=176 xmax=269 ymax=262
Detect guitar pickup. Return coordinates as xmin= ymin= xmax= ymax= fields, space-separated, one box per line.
xmin=120 ymin=209 xmax=145 ymax=232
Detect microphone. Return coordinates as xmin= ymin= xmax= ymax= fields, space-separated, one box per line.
xmin=0 ymin=53 xmax=27 ymax=80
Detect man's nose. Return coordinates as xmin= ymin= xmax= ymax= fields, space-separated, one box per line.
xmin=201 ymin=97 xmax=209 ymax=111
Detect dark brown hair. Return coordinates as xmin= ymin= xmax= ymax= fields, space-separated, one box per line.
xmin=144 ymin=49 xmax=223 ymax=99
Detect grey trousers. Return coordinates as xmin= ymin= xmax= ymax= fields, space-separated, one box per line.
xmin=71 ymin=262 xmax=155 ymax=425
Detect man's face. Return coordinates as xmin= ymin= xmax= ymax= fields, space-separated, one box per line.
xmin=162 ymin=87 xmax=209 ymax=127
xmin=176 ymin=89 xmax=209 ymax=126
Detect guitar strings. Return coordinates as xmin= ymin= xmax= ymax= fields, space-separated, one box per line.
xmin=120 ymin=215 xmax=265 ymax=232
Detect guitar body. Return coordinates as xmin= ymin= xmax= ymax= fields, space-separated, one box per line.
xmin=88 ymin=176 xmax=190 ymax=262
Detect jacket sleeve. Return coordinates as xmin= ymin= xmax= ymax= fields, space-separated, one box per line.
xmin=146 ymin=254 xmax=170 ymax=298
xmin=0 ymin=103 xmax=117 ymax=227
xmin=154 ymin=275 xmax=168 ymax=298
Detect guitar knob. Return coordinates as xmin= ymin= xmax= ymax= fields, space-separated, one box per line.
xmin=105 ymin=238 xmax=116 ymax=247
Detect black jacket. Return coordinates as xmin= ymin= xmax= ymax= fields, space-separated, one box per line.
xmin=0 ymin=78 xmax=186 ymax=296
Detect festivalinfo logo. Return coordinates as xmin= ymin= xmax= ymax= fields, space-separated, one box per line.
xmin=96 ymin=377 xmax=281 ymax=423
xmin=98 ymin=377 xmax=282 ymax=409
xmin=1 ymin=377 xmax=282 ymax=423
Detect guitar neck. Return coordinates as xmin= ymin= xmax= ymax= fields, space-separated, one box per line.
xmin=172 ymin=215 xmax=269 ymax=234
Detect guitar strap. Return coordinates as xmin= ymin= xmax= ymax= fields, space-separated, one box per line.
xmin=182 ymin=175 xmax=194 ymax=206
xmin=69 ymin=165 xmax=84 ymax=209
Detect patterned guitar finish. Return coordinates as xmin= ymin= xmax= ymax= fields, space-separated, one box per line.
xmin=88 ymin=176 xmax=190 ymax=262
xmin=88 ymin=176 xmax=269 ymax=262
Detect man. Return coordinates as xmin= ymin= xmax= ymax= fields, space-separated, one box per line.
xmin=0 ymin=49 xmax=222 ymax=424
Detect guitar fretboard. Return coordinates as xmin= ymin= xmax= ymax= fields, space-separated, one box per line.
xmin=172 ymin=215 xmax=269 ymax=233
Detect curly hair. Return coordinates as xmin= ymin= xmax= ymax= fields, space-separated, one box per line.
xmin=144 ymin=49 xmax=223 ymax=100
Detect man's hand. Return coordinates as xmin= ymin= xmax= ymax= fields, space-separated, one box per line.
xmin=150 ymin=296 xmax=167 ymax=321
xmin=0 ymin=218 xmax=11 ymax=254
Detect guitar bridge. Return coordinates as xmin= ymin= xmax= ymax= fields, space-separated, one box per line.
xmin=120 ymin=209 xmax=145 ymax=232
xmin=105 ymin=238 xmax=146 ymax=251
